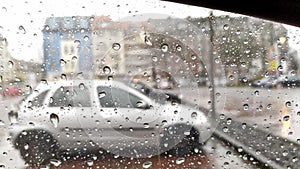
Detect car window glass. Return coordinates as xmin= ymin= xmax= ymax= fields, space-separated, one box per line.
xmin=49 ymin=86 xmax=91 ymax=107
xmin=97 ymin=86 xmax=147 ymax=108
xmin=29 ymin=90 xmax=49 ymax=107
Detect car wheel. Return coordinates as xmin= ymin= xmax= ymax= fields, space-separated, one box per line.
xmin=165 ymin=128 xmax=200 ymax=157
xmin=14 ymin=130 xmax=59 ymax=166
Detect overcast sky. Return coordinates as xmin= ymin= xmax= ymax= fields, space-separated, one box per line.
xmin=0 ymin=0 xmax=299 ymax=62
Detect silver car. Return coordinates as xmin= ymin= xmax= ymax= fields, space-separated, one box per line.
xmin=8 ymin=80 xmax=211 ymax=166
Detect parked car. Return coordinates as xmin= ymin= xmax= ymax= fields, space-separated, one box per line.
xmin=277 ymin=75 xmax=300 ymax=88
xmin=8 ymin=80 xmax=211 ymax=166
xmin=250 ymin=75 xmax=284 ymax=88
xmin=1 ymin=85 xmax=23 ymax=96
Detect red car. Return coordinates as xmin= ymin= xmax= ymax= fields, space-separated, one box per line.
xmin=1 ymin=85 xmax=22 ymax=96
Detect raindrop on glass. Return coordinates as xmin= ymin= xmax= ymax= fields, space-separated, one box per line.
xmin=83 ymin=35 xmax=89 ymax=41
xmin=79 ymin=83 xmax=85 ymax=90
xmin=285 ymin=101 xmax=292 ymax=107
xmin=112 ymin=43 xmax=121 ymax=51
xmin=144 ymin=35 xmax=152 ymax=46
xmin=8 ymin=61 xmax=13 ymax=68
xmin=50 ymin=159 xmax=62 ymax=167
xmin=161 ymin=44 xmax=168 ymax=52
xmin=152 ymin=56 xmax=158 ymax=62
xmin=50 ymin=113 xmax=59 ymax=128
xmin=176 ymin=157 xmax=185 ymax=164
xmin=142 ymin=161 xmax=152 ymax=169
xmin=60 ymin=59 xmax=66 ymax=67
xmin=99 ymin=91 xmax=106 ymax=98
xmin=18 ymin=25 xmax=26 ymax=34
xmin=223 ymin=24 xmax=229 ymax=30
xmin=176 ymin=45 xmax=182 ymax=52
xmin=103 ymin=66 xmax=111 ymax=74
xmin=191 ymin=112 xmax=197 ymax=119
xmin=243 ymin=104 xmax=249 ymax=110
xmin=283 ymin=115 xmax=290 ymax=122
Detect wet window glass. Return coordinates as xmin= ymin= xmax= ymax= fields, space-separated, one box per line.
xmin=30 ymin=89 xmax=49 ymax=107
xmin=49 ymin=86 xmax=91 ymax=107
xmin=0 ymin=0 xmax=299 ymax=168
xmin=97 ymin=86 xmax=146 ymax=108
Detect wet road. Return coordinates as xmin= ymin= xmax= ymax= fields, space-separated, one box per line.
xmin=0 ymin=86 xmax=299 ymax=168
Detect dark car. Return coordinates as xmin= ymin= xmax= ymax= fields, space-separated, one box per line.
xmin=278 ymin=75 xmax=300 ymax=88
xmin=250 ymin=75 xmax=286 ymax=88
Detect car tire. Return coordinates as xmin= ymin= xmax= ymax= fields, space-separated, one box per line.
xmin=166 ymin=128 xmax=199 ymax=157
xmin=14 ymin=130 xmax=59 ymax=166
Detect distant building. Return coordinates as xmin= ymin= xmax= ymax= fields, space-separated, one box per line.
xmin=42 ymin=16 xmax=93 ymax=79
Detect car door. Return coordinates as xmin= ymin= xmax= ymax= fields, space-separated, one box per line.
xmin=88 ymin=83 xmax=162 ymax=157
xmin=45 ymin=83 xmax=93 ymax=148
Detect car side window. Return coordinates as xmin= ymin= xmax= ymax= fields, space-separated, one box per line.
xmin=97 ymin=86 xmax=147 ymax=108
xmin=49 ymin=86 xmax=91 ymax=107
xmin=29 ymin=90 xmax=50 ymax=107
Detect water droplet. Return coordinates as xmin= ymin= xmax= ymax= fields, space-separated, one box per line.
xmin=161 ymin=44 xmax=168 ymax=52
xmin=226 ymin=118 xmax=232 ymax=125
xmin=87 ymin=159 xmax=94 ymax=166
xmin=285 ymin=101 xmax=292 ymax=107
xmin=283 ymin=115 xmax=290 ymax=121
xmin=152 ymin=56 xmax=158 ymax=62
xmin=267 ymin=104 xmax=272 ymax=109
xmin=136 ymin=100 xmax=146 ymax=108
xmin=74 ymin=39 xmax=81 ymax=45
xmin=142 ymin=161 xmax=152 ymax=169
xmin=191 ymin=55 xmax=197 ymax=60
xmin=228 ymin=75 xmax=234 ymax=81
xmin=50 ymin=113 xmax=59 ymax=128
xmin=23 ymin=143 xmax=29 ymax=150
xmin=41 ymin=79 xmax=48 ymax=84
xmin=112 ymin=43 xmax=121 ymax=51
xmin=254 ymin=90 xmax=259 ymax=96
xmin=176 ymin=157 xmax=185 ymax=164
xmin=61 ymin=74 xmax=67 ymax=80
xmin=83 ymin=35 xmax=89 ymax=41
xmin=0 ymin=120 xmax=5 ymax=126
xmin=19 ymin=25 xmax=26 ymax=34
xmin=103 ymin=66 xmax=111 ymax=74
xmin=219 ymin=114 xmax=225 ymax=119
xmin=144 ymin=35 xmax=152 ymax=46
xmin=242 ymin=123 xmax=247 ymax=129
xmin=277 ymin=65 xmax=283 ymax=71
xmin=60 ymin=59 xmax=66 ymax=67
xmin=8 ymin=61 xmax=13 ymax=68
xmin=223 ymin=24 xmax=229 ymax=30
xmin=96 ymin=91 xmax=106 ymax=100
xmin=71 ymin=56 xmax=77 ymax=62
xmin=8 ymin=111 xmax=18 ymax=123
xmin=176 ymin=45 xmax=182 ymax=52
xmin=50 ymin=159 xmax=62 ymax=167
xmin=191 ymin=112 xmax=197 ymax=119
xmin=223 ymin=126 xmax=228 ymax=133
xmin=79 ymin=83 xmax=85 ymax=90
xmin=136 ymin=116 xmax=142 ymax=123
xmin=243 ymin=104 xmax=249 ymax=110
xmin=184 ymin=131 xmax=190 ymax=136
xmin=143 ymin=123 xmax=149 ymax=128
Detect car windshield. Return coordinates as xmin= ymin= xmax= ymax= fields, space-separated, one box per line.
xmin=0 ymin=0 xmax=300 ymax=168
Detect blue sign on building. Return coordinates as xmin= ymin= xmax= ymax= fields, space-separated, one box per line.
xmin=42 ymin=16 xmax=93 ymax=78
